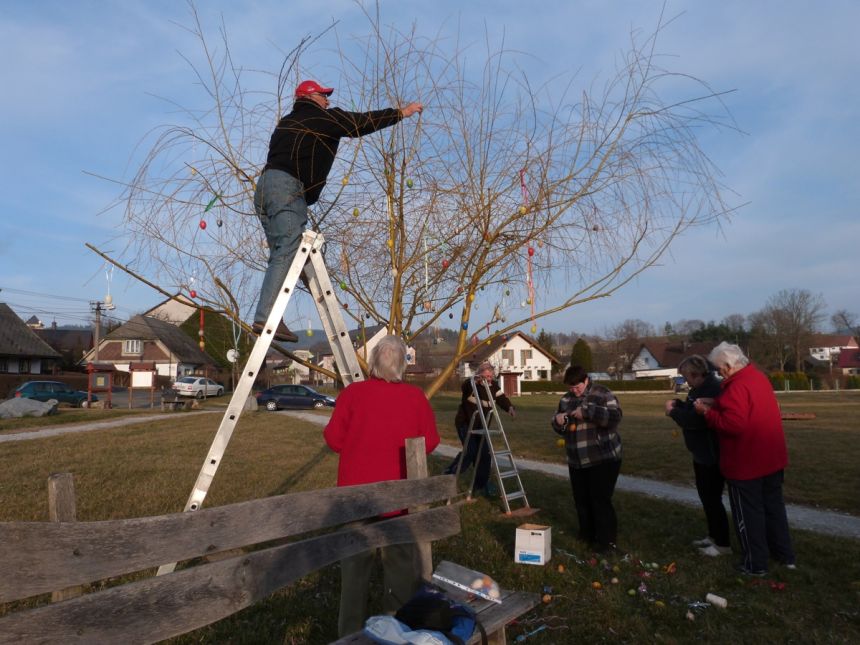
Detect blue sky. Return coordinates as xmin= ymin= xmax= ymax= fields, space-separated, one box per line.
xmin=1 ymin=1 xmax=858 ymax=336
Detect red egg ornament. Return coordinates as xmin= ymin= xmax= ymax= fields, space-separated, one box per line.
xmin=527 ymin=246 xmax=535 ymax=257
xmin=190 ymin=290 xmax=197 ymax=298
xmin=199 ymin=220 xmax=207 ymax=230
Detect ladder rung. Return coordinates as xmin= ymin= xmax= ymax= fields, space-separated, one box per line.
xmin=498 ymin=470 xmax=518 ymax=479
xmin=505 ymin=491 xmax=526 ymax=501
xmin=493 ymin=450 xmax=512 ymax=459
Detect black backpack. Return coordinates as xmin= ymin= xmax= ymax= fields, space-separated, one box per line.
xmin=394 ymin=583 xmax=487 ymax=645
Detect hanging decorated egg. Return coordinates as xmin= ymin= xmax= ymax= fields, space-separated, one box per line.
xmin=505 ymin=289 xmax=510 ymax=296
xmin=462 ymin=322 xmax=468 ymax=330
xmin=531 ymin=324 xmax=537 ymax=334
xmin=468 ymin=293 xmax=475 ymax=302
xmin=518 ymin=206 xmax=527 ymax=215
xmin=527 ymin=246 xmax=535 ymax=257
xmin=449 ymin=312 xmax=454 ymax=319
xmin=442 ymin=259 xmax=450 ymax=269
xmin=457 ymin=285 xmax=464 ymax=294
xmin=537 ymin=239 xmax=543 ymax=248
xmin=423 ymin=301 xmax=432 ymax=311
xmin=199 ymin=220 xmax=207 ymax=230
xmin=592 ymin=224 xmax=600 ymax=232
xmin=353 ymin=208 xmax=360 ymax=217
xmin=306 ymin=328 xmax=314 ymax=337
xmin=342 ymin=176 xmax=349 ymax=185
xmin=387 ymin=239 xmax=394 ymax=249
xmin=190 ymin=290 xmax=197 ymax=298
xmin=199 ymin=340 xmax=205 ymax=350
xmin=340 ymin=281 xmax=348 ymax=290
xmin=104 ymin=294 xmax=113 ymax=306
xmin=198 ymin=329 xmax=204 ymax=338
xmin=526 ymin=297 xmax=532 ymax=305
xmin=190 ymin=167 xmax=197 ymax=175
xmin=406 ymin=178 xmax=414 ymax=188
xmin=216 ymin=219 xmax=223 ymax=227
xmin=343 ymin=302 xmax=349 ymax=309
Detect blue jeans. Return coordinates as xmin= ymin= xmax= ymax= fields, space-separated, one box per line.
xmin=253 ymin=169 xmax=308 ymax=323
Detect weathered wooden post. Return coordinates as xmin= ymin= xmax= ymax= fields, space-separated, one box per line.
xmin=47 ymin=473 xmax=83 ymax=602
xmin=405 ymin=437 xmax=432 ymax=580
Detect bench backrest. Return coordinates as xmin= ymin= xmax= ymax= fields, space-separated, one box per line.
xmin=0 ymin=467 xmax=457 ymax=643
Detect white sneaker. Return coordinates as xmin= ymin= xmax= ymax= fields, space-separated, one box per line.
xmin=699 ymin=545 xmax=732 ymax=557
xmin=691 ymin=536 xmax=714 ymax=547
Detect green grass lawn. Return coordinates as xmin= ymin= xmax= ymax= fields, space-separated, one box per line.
xmin=0 ymin=400 xmax=858 ymax=643
xmin=430 ymin=391 xmax=860 ymax=515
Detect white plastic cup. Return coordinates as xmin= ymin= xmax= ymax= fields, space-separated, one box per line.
xmin=705 ymin=592 xmax=727 ymax=608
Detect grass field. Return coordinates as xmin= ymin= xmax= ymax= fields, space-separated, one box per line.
xmin=0 ymin=394 xmax=858 ymax=643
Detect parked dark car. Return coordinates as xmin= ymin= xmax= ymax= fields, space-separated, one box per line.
xmin=256 ymin=384 xmax=335 ymax=411
xmin=13 ymin=381 xmax=97 ymax=407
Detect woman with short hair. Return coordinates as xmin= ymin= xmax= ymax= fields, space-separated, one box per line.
xmin=552 ymin=365 xmax=623 ymax=551
xmin=666 ymin=355 xmax=730 ymax=556
xmin=694 ymin=342 xmax=795 ymax=576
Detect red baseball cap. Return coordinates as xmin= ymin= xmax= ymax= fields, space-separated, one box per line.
xmin=295 ymin=80 xmax=334 ymax=97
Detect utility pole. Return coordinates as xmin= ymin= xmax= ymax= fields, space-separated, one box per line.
xmin=90 ymin=299 xmax=115 ymax=361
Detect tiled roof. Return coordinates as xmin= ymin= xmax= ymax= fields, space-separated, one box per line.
xmin=460 ymin=330 xmax=560 ymax=366
xmin=808 ymin=334 xmax=858 ymax=348
xmin=101 ymin=315 xmax=215 ymax=365
xmin=837 ymin=350 xmax=860 ymax=368
xmin=639 ymin=341 xmax=717 ymax=369
xmin=0 ymin=304 xmax=61 ymax=358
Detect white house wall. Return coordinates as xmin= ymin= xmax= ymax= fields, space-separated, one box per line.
xmin=464 ymin=334 xmax=553 ymax=382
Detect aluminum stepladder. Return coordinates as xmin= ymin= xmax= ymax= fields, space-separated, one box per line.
xmin=454 ymin=376 xmax=533 ymax=515
xmin=157 ymin=229 xmax=363 ymax=575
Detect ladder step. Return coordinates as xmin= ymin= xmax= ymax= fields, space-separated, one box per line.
xmin=493 ymin=450 xmax=512 ymax=459
xmin=498 ymin=470 xmax=519 ymax=479
xmin=505 ymin=491 xmax=526 ymax=502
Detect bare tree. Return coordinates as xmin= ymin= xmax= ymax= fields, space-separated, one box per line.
xmin=831 ymin=309 xmax=860 ymax=337
xmin=97 ymin=2 xmax=736 ymax=397
xmin=749 ymin=289 xmax=825 ymax=371
xmin=722 ymin=313 xmax=746 ymax=332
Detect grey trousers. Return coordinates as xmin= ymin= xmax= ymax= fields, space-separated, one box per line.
xmin=337 ymin=542 xmax=419 ymax=637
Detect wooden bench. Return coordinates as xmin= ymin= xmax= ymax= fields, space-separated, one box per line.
xmin=160 ymin=393 xmax=193 ymax=411
xmin=0 ymin=439 xmax=538 ymax=644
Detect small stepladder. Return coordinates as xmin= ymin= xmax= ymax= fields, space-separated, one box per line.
xmin=455 ymin=376 xmax=535 ymax=515
xmin=157 ymin=229 xmax=363 ymax=575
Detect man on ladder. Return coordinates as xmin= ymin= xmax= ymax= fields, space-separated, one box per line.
xmin=252 ymin=79 xmax=423 ymax=341
xmin=445 ymin=361 xmax=516 ymax=496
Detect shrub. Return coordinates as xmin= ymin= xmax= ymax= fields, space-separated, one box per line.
xmin=521 ymin=379 xmax=671 ymax=393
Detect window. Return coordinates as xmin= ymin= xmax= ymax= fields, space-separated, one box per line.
xmin=501 ymin=349 xmax=514 ymax=364
xmin=520 ymin=349 xmax=532 ymax=363
xmin=0 ymin=359 xmax=7 ymax=373
xmin=19 ymin=359 xmax=31 ymax=374
xmin=523 ymin=370 xmax=532 ymax=380
xmin=123 ymin=339 xmax=143 ymax=354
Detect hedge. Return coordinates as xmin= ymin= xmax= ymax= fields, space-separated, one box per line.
xmin=521 ymin=379 xmax=672 ymax=393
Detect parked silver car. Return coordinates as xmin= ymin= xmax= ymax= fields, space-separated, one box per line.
xmin=172 ymin=376 xmax=224 ymax=398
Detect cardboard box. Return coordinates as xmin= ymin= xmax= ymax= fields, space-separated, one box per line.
xmin=515 ymin=523 xmax=551 ymax=565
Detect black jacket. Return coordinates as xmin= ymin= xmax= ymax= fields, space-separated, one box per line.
xmin=264 ymin=98 xmax=403 ymax=204
xmin=668 ymin=372 xmax=722 ymax=465
xmin=454 ymin=377 xmax=514 ymax=428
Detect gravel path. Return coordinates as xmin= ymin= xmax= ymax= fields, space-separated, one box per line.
xmin=3 ymin=410 xmax=857 ymax=540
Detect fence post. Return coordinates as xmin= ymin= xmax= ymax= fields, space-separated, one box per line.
xmin=48 ymin=472 xmax=83 ymax=602
xmin=405 ymin=437 xmax=433 ymax=580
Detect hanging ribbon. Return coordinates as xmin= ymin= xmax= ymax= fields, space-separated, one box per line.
xmin=520 ymin=169 xmax=537 ymax=325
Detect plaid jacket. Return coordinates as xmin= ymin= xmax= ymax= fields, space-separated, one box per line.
xmin=551 ymin=383 xmax=623 ymax=468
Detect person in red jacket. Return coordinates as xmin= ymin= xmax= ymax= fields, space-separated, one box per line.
xmin=694 ymin=342 xmax=795 ymax=576
xmin=324 ymin=335 xmax=440 ymax=636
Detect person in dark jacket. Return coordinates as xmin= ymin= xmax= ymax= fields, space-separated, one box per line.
xmin=665 ymin=355 xmax=730 ymax=556
xmin=445 ymin=361 xmax=515 ymax=495
xmin=552 ymin=365 xmax=622 ymax=551
xmin=252 ymin=80 xmax=423 ymax=341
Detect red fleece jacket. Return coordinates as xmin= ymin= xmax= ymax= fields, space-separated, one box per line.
xmin=705 ymin=364 xmax=788 ymax=480
xmin=324 ymin=378 xmax=440 ymax=487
